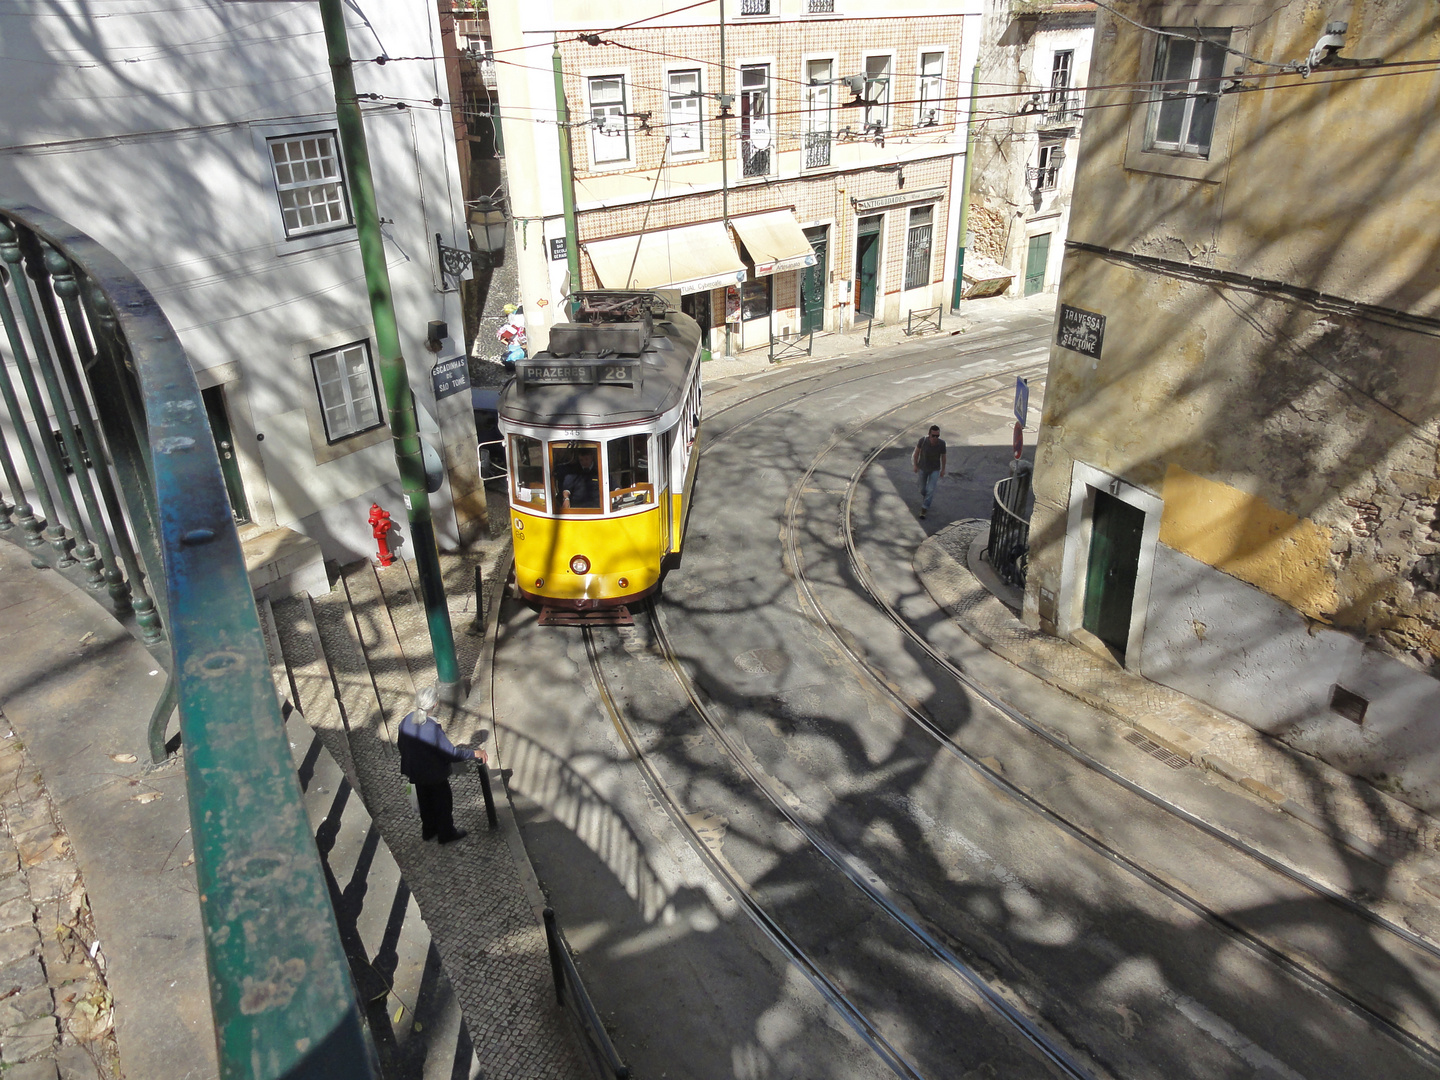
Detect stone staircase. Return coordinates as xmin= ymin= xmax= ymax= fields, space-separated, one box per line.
xmin=259 ymin=552 xmax=587 ymax=1080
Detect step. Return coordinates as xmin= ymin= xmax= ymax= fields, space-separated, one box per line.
xmin=243 ymin=527 xmax=328 ymax=601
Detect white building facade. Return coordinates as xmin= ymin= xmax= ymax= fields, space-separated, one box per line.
xmin=0 ymin=0 xmax=479 ymax=572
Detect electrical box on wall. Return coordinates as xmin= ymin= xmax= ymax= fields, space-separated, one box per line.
xmin=838 ymin=279 xmax=853 ymax=303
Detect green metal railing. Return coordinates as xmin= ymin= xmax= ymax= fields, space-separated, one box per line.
xmin=0 ymin=203 xmax=379 ymax=1079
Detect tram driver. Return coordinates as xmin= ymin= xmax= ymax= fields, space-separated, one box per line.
xmin=557 ymin=445 xmax=601 ymax=510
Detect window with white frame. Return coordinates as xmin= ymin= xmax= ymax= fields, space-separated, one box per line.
xmin=267 ymin=132 xmax=351 ymax=239
xmin=589 ymin=75 xmax=630 ymax=163
xmin=740 ymin=64 xmax=771 ymax=178
xmin=1032 ymin=142 xmax=1064 ymax=190
xmin=739 ymin=0 xmax=770 ymax=14
xmin=903 ymin=204 xmax=933 ymax=291
xmin=863 ymin=54 xmax=892 ymax=132
xmin=667 ymin=70 xmax=703 ymax=153
xmin=917 ymin=52 xmax=944 ymax=127
xmin=1049 ymin=50 xmax=1075 ymax=120
xmin=805 ymin=58 xmax=834 ymax=168
xmin=311 ymin=341 xmax=383 ymax=442
xmin=1146 ymin=29 xmax=1228 ymax=156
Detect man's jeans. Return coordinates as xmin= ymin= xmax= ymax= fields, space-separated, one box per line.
xmin=919 ymin=469 xmax=940 ymax=511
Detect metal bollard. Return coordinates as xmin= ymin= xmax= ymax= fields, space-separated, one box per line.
xmin=542 ymin=907 xmax=566 ymax=1005
xmin=476 ymin=757 xmax=498 ymax=829
xmin=468 ymin=563 xmax=485 ymax=635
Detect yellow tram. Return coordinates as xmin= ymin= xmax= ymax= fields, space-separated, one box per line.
xmin=498 ymin=292 xmax=702 ymax=620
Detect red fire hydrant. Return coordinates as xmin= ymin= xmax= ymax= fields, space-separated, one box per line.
xmin=369 ymin=503 xmax=396 ymax=567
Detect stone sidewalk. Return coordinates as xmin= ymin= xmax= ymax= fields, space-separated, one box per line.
xmin=916 ymin=519 xmax=1440 ymax=915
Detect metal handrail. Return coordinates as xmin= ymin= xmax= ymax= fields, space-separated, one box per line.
xmin=543 ymin=908 xmax=630 ymax=1078
xmin=905 ymin=305 xmax=942 ymax=336
xmin=478 ymin=438 xmax=507 ymax=481
xmin=0 ymin=204 xmax=377 ymax=1079
xmin=983 ymin=469 xmax=1032 ymax=587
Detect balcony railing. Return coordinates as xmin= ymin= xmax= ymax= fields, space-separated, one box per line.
xmin=1043 ymin=93 xmax=1082 ymax=125
xmin=0 ymin=203 xmax=376 ymax=1079
xmin=808 ymin=0 xmax=836 ymax=11
xmin=1026 ymin=164 xmax=1060 ymax=191
xmin=984 ymin=466 xmax=1033 ymax=588
xmin=741 ymin=140 xmax=770 ymax=178
xmin=803 ymin=130 xmax=831 ymax=169
xmin=740 ymin=0 xmax=770 ymax=13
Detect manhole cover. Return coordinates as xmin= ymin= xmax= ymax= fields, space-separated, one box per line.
xmin=733 ymin=648 xmax=789 ymax=675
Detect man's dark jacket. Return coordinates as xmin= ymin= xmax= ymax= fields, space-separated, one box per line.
xmin=398 ymin=711 xmax=474 ymax=783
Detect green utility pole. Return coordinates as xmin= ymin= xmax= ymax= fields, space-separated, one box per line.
xmin=951 ymin=60 xmax=982 ymax=311
xmin=553 ymin=40 xmax=582 ymax=314
xmin=318 ymin=0 xmax=460 ymax=693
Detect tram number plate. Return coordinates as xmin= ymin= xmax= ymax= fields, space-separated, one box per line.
xmin=520 ymin=363 xmax=634 ymax=386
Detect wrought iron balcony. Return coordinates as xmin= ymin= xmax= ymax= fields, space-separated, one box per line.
xmin=741 ymin=140 xmax=771 ymax=178
xmin=0 ymin=203 xmax=376 ymax=1079
xmin=1026 ymin=164 xmax=1060 ymax=191
xmin=803 ymin=131 xmax=831 ymax=169
xmin=1042 ymin=93 xmax=1082 ymax=125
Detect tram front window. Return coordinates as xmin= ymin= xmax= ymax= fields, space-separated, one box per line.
xmin=608 ymin=434 xmax=653 ymax=511
xmin=510 ymin=435 xmax=546 ymax=511
xmin=552 ymin=441 xmax=603 ymax=513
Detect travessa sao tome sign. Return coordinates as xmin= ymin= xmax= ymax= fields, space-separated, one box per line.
xmin=1057 ymin=304 xmax=1105 ymax=359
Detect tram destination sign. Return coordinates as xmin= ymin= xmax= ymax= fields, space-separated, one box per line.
xmin=1056 ymin=304 xmax=1105 ymax=359
xmin=517 ymin=360 xmax=637 ymax=387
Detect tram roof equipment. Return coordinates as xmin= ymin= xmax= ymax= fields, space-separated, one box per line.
xmin=500 ymin=291 xmax=702 ymax=429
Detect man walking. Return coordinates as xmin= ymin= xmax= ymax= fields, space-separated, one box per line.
xmin=398 ymin=685 xmax=479 ymax=844
xmin=912 ymin=425 xmax=946 ymax=519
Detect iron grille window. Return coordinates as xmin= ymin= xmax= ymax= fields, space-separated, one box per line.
xmin=1146 ymin=29 xmax=1228 ymax=156
xmin=740 ymin=0 xmax=770 ymax=14
xmin=805 ymin=58 xmax=833 ymax=168
xmin=904 ymin=205 xmax=933 ymax=291
xmin=311 ymin=341 xmax=383 ymax=442
xmin=917 ymin=51 xmax=944 ymax=126
xmin=667 ymin=69 xmax=703 ymax=152
xmin=267 ymin=132 xmax=351 ymax=238
xmin=863 ymin=54 xmax=891 ymax=131
xmin=589 ymin=75 xmax=629 ymax=163
xmin=807 ymin=0 xmax=835 ymax=10
xmin=740 ymin=65 xmax=771 ymax=177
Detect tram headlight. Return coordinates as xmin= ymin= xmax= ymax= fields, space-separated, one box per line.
xmin=569 ymin=554 xmax=591 ymax=575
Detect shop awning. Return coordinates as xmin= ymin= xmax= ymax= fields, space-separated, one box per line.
xmin=730 ymin=210 xmax=818 ymax=277
xmin=583 ymin=221 xmax=747 ymax=295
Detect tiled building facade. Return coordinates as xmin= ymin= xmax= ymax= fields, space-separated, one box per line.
xmin=490 ymin=1 xmax=980 ymax=355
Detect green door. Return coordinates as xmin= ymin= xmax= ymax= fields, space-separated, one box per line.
xmin=202 ymin=385 xmax=249 ymax=524
xmin=1082 ymin=490 xmax=1145 ymax=657
xmin=855 ymin=215 xmax=881 ymax=317
xmin=1024 ymin=232 xmax=1051 ymax=296
xmin=801 ymin=226 xmax=828 ymax=334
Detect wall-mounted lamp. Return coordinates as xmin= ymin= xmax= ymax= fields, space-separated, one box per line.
xmin=425 ymin=320 xmax=448 ymax=353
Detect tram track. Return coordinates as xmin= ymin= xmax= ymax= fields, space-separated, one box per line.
xmin=762 ymin=380 xmax=1440 ymax=1069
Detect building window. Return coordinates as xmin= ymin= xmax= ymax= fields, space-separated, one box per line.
xmin=667 ymin=70 xmax=703 ymax=152
xmin=917 ymin=51 xmax=944 ymax=127
xmin=740 ymin=65 xmax=771 ymax=178
xmin=863 ymin=54 xmax=892 ymax=132
xmin=740 ymin=277 xmax=772 ymax=320
xmin=267 ymin=132 xmax=351 ymax=239
xmin=1146 ymin=29 xmax=1228 ymax=156
xmin=311 ymin=341 xmax=383 ymax=442
xmin=1029 ymin=142 xmax=1064 ymax=190
xmin=740 ymin=0 xmax=770 ymax=14
xmin=1049 ymin=50 xmax=1076 ymax=121
xmin=903 ymin=205 xmax=933 ymax=291
xmin=805 ymin=58 xmax=833 ymax=168
xmin=589 ymin=75 xmax=629 ymax=163
xmin=807 ymin=0 xmax=835 ymax=10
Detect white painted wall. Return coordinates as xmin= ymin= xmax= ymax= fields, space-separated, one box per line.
xmin=0 ymin=0 xmax=470 ymax=562
xmin=1143 ymin=545 xmax=1440 ymax=812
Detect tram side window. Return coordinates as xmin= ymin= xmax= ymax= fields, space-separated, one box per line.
xmin=607 ymin=434 xmax=653 ymax=511
xmin=552 ymin=441 xmax=603 ymax=514
xmin=510 ymin=435 xmax=546 ymax=510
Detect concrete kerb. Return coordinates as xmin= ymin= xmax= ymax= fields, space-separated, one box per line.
xmin=914 ymin=520 xmax=1440 ymax=892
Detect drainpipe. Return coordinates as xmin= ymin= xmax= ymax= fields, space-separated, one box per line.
xmin=553 ymin=39 xmax=582 ymax=318
xmin=720 ymin=0 xmax=733 ymax=359
xmin=318 ymin=0 xmax=460 ymax=696
xmin=951 ymin=60 xmax=981 ymax=311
